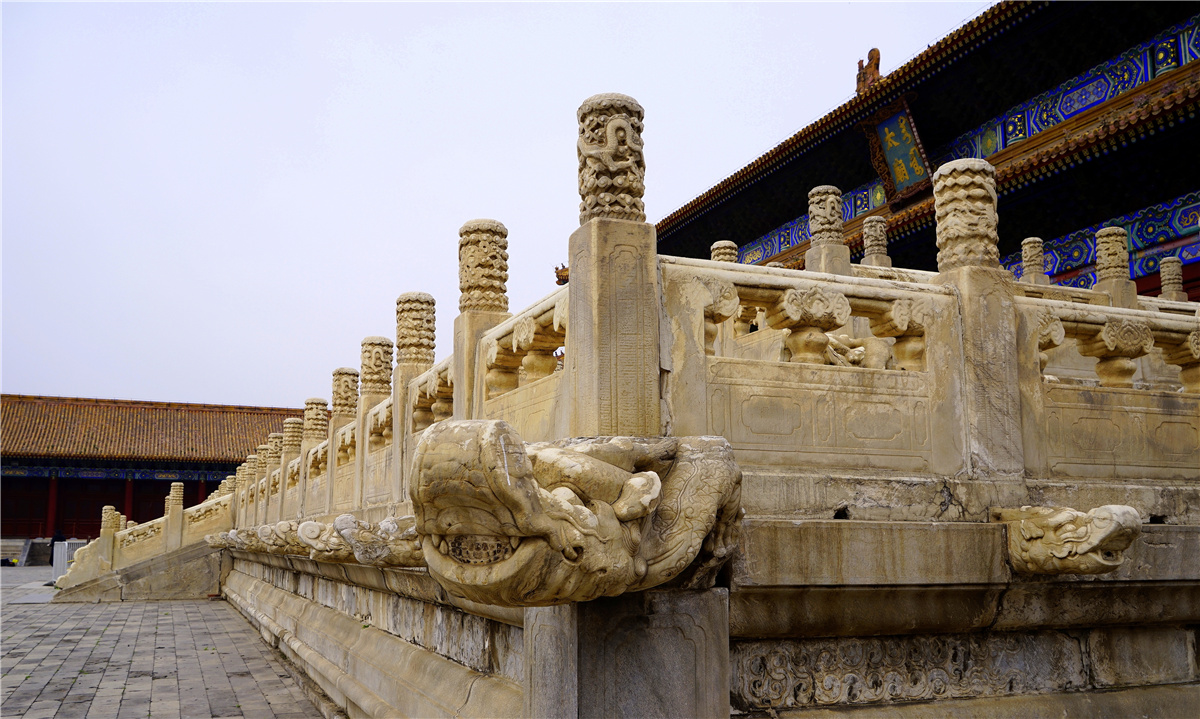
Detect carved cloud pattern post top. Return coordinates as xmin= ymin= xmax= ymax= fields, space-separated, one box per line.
xmin=932 ymin=159 xmax=1000 ymax=272
xmin=1095 ymin=227 xmax=1131 ymax=282
xmin=302 ymin=398 xmax=329 ymax=441
xmin=1159 ymin=255 xmax=1184 ymax=295
xmin=331 ymin=368 xmax=360 ymax=417
xmin=577 ymin=93 xmax=646 ymax=225
xmin=396 ymin=292 xmax=436 ymax=366
xmin=458 ymin=220 xmax=509 ymax=313
xmin=282 ymin=418 xmax=303 ymax=455
xmin=1021 ymin=237 xmax=1046 ymax=281
xmin=360 ymin=336 xmax=393 ymax=396
xmin=710 ymin=241 xmax=738 ymax=263
xmin=807 ymin=185 xmax=845 ymax=248
xmin=862 ymin=216 xmax=888 ymax=259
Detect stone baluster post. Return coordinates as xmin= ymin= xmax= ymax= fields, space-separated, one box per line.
xmin=860 ymin=216 xmax=891 ymax=267
xmin=526 ymin=93 xmax=726 ymax=719
xmin=805 ymin=185 xmax=852 ymax=275
xmin=1094 ymin=226 xmax=1138 ymax=308
xmin=454 ymin=220 xmax=511 ymax=420
xmin=1020 ymin=237 xmax=1049 ymax=284
xmin=244 ymin=454 xmax=260 ymax=526
xmin=566 ymin=93 xmax=659 ymax=437
xmin=396 ymin=293 xmax=436 ymax=504
xmin=95 ymin=506 xmax=119 ymax=572
xmin=279 ymin=418 xmax=303 ymax=517
xmin=709 ymin=240 xmax=738 ymax=263
xmin=263 ymin=432 xmax=284 ymax=523
xmin=358 ymin=336 xmax=393 ymax=511
xmin=165 ymin=482 xmax=185 ymax=551
xmin=709 ymin=241 xmax=743 ymax=344
xmin=298 ymin=398 xmax=329 ymax=519
xmin=932 ymin=158 xmax=1022 ymax=478
xmin=281 ymin=418 xmax=303 ymax=469
xmin=360 ymin=337 xmax=393 ymax=410
xmin=329 ymin=369 xmax=359 ymax=513
xmin=1159 ymin=255 xmax=1188 ymax=302
xmin=254 ymin=443 xmax=272 ymax=525
xmin=233 ymin=463 xmax=249 ymax=528
xmin=331 ymin=368 xmax=359 ymax=432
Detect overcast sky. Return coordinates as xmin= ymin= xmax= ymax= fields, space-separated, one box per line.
xmin=4 ymin=1 xmax=988 ymax=408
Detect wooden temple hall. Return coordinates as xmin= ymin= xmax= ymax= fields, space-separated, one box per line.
xmin=1 ymin=395 xmax=300 ymax=539
xmin=655 ymin=2 xmax=1199 ymax=299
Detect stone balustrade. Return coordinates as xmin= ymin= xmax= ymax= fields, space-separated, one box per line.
xmin=53 ymin=95 xmax=1200 ymax=719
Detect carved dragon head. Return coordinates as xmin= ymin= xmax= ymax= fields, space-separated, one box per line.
xmin=411 ymin=420 xmax=742 ymax=606
xmin=996 ymin=504 xmax=1142 ymax=575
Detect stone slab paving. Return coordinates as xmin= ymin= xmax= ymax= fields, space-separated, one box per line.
xmin=1 ymin=581 xmax=322 ymax=719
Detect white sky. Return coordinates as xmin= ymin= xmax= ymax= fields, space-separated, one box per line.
xmin=3 ymin=1 xmax=989 ymax=408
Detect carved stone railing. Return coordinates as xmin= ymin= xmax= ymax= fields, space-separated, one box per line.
xmin=330 ymin=422 xmax=358 ymax=513
xmin=363 ymin=397 xmax=395 ymax=509
xmin=477 ymin=286 xmax=568 ymax=442
xmin=659 ymin=256 xmax=960 ymax=476
xmin=57 ymin=481 xmax=235 ymax=591
xmin=303 ymin=439 xmax=330 ymax=518
xmin=409 ymin=357 xmax=453 ymax=434
xmin=182 ymin=493 xmax=233 ymax=546
xmin=1015 ymin=297 xmax=1199 ymax=480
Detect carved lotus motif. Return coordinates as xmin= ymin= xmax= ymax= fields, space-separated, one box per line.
xmin=411 ymin=420 xmax=742 ymax=606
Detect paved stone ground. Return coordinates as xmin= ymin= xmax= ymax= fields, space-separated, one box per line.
xmin=2 ymin=569 xmax=322 ymax=719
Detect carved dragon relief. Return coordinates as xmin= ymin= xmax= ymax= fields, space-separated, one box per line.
xmin=207 ymin=515 xmax=422 ymax=568
xmin=991 ymin=505 xmax=1141 ymax=575
xmin=411 ymin=419 xmax=743 ymax=607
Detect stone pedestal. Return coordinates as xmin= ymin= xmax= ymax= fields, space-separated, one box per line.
xmin=936 ymin=266 xmax=1023 ymax=476
xmin=805 ymin=243 xmax=852 ymax=275
xmin=454 ymin=311 xmax=509 ymax=419
xmin=565 ymin=218 xmax=661 ymax=437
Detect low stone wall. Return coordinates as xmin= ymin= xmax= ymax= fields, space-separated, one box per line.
xmin=223 ymin=554 xmax=522 ymax=719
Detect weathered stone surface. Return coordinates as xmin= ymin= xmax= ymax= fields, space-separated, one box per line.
xmin=578 ymin=589 xmax=729 ymax=719
xmin=412 ymin=420 xmax=742 ymax=606
xmin=1088 ymin=627 xmax=1198 ymax=688
xmin=992 ymin=504 xmax=1141 ymax=574
xmin=732 ymin=631 xmax=1087 ymax=711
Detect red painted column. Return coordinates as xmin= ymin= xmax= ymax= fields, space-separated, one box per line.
xmin=45 ymin=476 xmax=58 ymax=538
xmin=198 ymin=478 xmax=207 ymax=502
xmin=124 ymin=478 xmax=134 ymax=520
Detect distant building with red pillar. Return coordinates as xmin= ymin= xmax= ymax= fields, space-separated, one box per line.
xmin=1 ymin=395 xmax=300 ymax=539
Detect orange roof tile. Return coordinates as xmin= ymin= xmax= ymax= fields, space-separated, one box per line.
xmin=1 ymin=395 xmax=301 ymax=463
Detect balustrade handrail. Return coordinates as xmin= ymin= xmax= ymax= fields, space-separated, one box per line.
xmin=478 ymin=285 xmax=567 ymax=347
xmin=1016 ymin=295 xmax=1199 ymax=337
xmin=660 ymin=255 xmax=955 ymax=299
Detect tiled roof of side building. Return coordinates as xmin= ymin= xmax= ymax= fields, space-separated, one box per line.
xmin=1 ymin=394 xmax=303 ymax=463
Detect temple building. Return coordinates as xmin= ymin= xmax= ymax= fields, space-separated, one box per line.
xmin=1 ymin=395 xmax=300 ymax=539
xmin=656 ymin=2 xmax=1199 ymax=299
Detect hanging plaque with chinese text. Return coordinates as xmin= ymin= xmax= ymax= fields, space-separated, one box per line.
xmin=860 ymin=96 xmax=932 ymax=204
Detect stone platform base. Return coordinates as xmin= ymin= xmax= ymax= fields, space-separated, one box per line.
xmin=223 ymin=561 xmax=521 ymax=719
